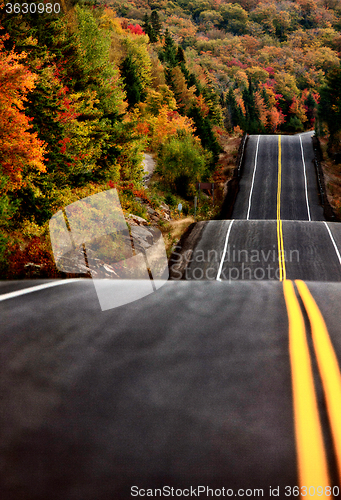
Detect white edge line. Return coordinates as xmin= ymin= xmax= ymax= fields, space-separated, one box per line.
xmin=246 ymin=135 xmax=260 ymax=220
xmin=0 ymin=279 xmax=80 ymax=302
xmin=216 ymin=220 xmax=235 ymax=281
xmin=299 ymin=135 xmax=311 ymax=222
xmin=323 ymin=221 xmax=341 ymax=266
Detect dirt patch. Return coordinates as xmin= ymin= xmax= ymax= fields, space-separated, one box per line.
xmin=142 ymin=153 xmax=156 ymax=185
xmin=161 ymin=216 xmax=196 ymax=257
xmin=168 ymin=220 xmax=207 ymax=280
xmin=212 ymin=132 xmax=241 ymax=190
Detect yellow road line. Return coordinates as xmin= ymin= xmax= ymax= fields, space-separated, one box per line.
xmin=296 ymin=280 xmax=341 ymax=483
xmin=283 ymin=280 xmax=331 ymax=496
xmin=277 ymin=135 xmax=286 ymax=281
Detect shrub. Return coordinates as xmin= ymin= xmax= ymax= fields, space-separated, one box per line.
xmin=157 ymin=133 xmax=212 ymax=197
xmin=4 ymin=237 xmax=61 ymax=279
xmin=286 ymin=115 xmax=304 ymax=132
xmin=164 ymin=192 xmax=177 ymax=207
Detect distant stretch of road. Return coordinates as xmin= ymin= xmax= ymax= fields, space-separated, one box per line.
xmin=1 ymin=133 xmax=341 ymax=499
xmin=176 ymin=133 xmax=341 ymax=283
xmin=232 ymin=132 xmax=323 ymax=221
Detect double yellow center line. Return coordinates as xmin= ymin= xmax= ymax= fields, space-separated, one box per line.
xmin=284 ymin=283 xmax=341 ymax=496
xmin=277 ymin=135 xmax=341 ymax=492
xmin=277 ymin=135 xmax=286 ymax=281
xmin=284 ymin=281 xmax=337 ymax=494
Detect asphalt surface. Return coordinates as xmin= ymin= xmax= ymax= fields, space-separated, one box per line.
xmin=181 ymin=220 xmax=341 ymax=282
xmin=179 ymin=134 xmax=340 ymax=282
xmin=232 ymin=133 xmax=324 ymax=221
xmin=2 ymin=278 xmax=341 ymax=499
xmin=1 ymin=133 xmax=341 ymax=499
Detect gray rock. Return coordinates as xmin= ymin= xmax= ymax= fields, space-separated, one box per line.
xmin=127 ymin=214 xmax=148 ymax=225
xmin=147 ymin=206 xmax=157 ymax=216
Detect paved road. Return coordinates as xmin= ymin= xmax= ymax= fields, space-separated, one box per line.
xmin=1 ymin=133 xmax=341 ymax=499
xmin=175 ymin=134 xmax=341 ymax=282
xmin=1 ymin=278 xmax=341 ymax=499
xmin=168 ymin=133 xmax=341 ymax=496
xmin=178 ymin=219 xmax=341 ymax=282
xmin=232 ymin=133 xmax=324 ymax=221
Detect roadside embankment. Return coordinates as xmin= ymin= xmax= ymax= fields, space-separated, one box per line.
xmin=312 ymin=135 xmax=341 ymax=222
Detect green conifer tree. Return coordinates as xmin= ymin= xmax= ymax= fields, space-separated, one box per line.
xmin=176 ymin=46 xmax=185 ymax=63
xmin=319 ymin=68 xmax=341 ymax=149
xmin=120 ymin=54 xmax=145 ymax=108
xmin=188 ymin=105 xmax=221 ymax=166
xmin=224 ymin=88 xmax=245 ymax=131
xmin=143 ymin=13 xmax=157 ymax=43
xmin=242 ymin=78 xmax=263 ymax=133
xmin=150 ymin=10 xmax=162 ymax=39
xmin=163 ymin=29 xmax=177 ymax=67
xmin=305 ymin=92 xmax=316 ymax=128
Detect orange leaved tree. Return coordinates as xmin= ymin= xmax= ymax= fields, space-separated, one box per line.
xmin=0 ymin=30 xmax=46 ymax=192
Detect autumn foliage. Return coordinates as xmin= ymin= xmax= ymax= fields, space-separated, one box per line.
xmin=0 ymin=31 xmax=46 ymax=191
xmin=126 ymin=24 xmax=145 ymax=36
xmin=1 ymin=0 xmax=341 ymax=276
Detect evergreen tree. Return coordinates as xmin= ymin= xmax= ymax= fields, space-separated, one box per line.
xmin=142 ymin=13 xmax=149 ymax=31
xmin=163 ymin=29 xmax=177 ymax=67
xmin=305 ymin=91 xmax=316 ymax=128
xmin=142 ymin=13 xmax=151 ymax=38
xmin=225 ymin=88 xmax=237 ymax=130
xmin=179 ymin=63 xmax=200 ymax=96
xmin=201 ymin=84 xmax=223 ymax=125
xmin=225 ymin=88 xmax=245 ymax=131
xmin=176 ymin=46 xmax=185 ymax=63
xmin=188 ymin=105 xmax=221 ymax=165
xmin=242 ymin=78 xmax=263 ymax=133
xmin=188 ymin=72 xmax=201 ymax=96
xmin=261 ymin=87 xmax=270 ymax=108
xmin=120 ymin=54 xmax=145 ymax=108
xmin=319 ymin=68 xmax=341 ymax=149
xmin=243 ymin=79 xmax=256 ymax=124
xmin=142 ymin=13 xmax=157 ymax=43
xmin=150 ymin=10 xmax=162 ymax=39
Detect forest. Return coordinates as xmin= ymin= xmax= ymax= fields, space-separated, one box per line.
xmin=1 ymin=0 xmax=341 ymax=277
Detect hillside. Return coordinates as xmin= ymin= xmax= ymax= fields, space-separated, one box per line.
xmin=1 ymin=0 xmax=341 ymax=277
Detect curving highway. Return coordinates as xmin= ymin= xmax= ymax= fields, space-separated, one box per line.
xmin=1 ymin=133 xmax=341 ymax=499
